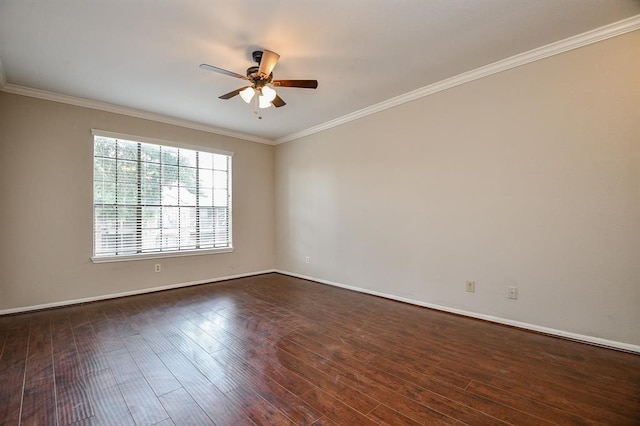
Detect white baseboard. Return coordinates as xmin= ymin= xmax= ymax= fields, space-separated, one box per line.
xmin=0 ymin=269 xmax=277 ymax=315
xmin=5 ymin=268 xmax=638 ymax=354
xmin=274 ymin=270 xmax=640 ymax=354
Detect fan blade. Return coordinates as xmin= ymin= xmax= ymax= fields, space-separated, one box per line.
xmin=273 ymin=80 xmax=318 ymax=89
xmin=219 ymin=86 xmax=249 ymax=100
xmin=258 ymin=50 xmax=280 ymax=79
xmin=200 ymin=64 xmax=248 ymax=80
xmin=272 ymin=94 xmax=286 ymax=108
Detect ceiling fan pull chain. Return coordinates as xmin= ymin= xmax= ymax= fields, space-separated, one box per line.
xmin=254 ymin=94 xmax=262 ymax=119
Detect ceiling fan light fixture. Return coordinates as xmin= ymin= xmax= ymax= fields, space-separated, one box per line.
xmin=258 ymin=95 xmax=272 ymax=109
xmin=257 ymin=86 xmax=277 ymax=108
xmin=239 ymin=86 xmax=255 ymax=103
xmin=261 ymin=85 xmax=277 ymax=102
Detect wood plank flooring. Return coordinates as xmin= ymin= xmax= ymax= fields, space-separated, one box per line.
xmin=1 ymin=272 xmax=639 ymax=425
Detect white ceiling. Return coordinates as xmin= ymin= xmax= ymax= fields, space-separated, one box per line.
xmin=1 ymin=1 xmax=639 ymax=143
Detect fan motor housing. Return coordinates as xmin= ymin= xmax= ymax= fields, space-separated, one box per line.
xmin=246 ymin=66 xmax=259 ymax=77
xmin=246 ymin=66 xmax=272 ymax=86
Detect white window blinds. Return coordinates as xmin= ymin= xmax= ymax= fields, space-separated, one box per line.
xmin=92 ymin=131 xmax=232 ymax=261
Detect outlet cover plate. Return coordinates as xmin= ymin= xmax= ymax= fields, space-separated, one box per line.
xmin=466 ymin=280 xmax=475 ymax=293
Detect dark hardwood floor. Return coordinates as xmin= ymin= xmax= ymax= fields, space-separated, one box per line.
xmin=1 ymin=273 xmax=638 ymax=425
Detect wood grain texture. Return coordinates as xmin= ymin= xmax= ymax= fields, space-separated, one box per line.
xmin=0 ymin=272 xmax=639 ymax=425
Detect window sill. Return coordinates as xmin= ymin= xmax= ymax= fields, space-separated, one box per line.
xmin=91 ymin=247 xmax=234 ymax=263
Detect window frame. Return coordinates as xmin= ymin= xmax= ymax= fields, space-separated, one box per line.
xmin=91 ymin=129 xmax=233 ymax=263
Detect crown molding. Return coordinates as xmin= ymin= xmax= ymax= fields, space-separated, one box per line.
xmin=276 ymin=14 xmax=640 ymax=144
xmin=0 ymin=83 xmax=275 ymax=145
xmin=2 ymin=15 xmax=638 ymax=145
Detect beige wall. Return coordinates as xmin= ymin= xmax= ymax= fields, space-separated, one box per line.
xmin=275 ymin=31 xmax=640 ymax=345
xmin=0 ymin=92 xmax=275 ymax=310
xmin=1 ymin=31 xmax=638 ymax=348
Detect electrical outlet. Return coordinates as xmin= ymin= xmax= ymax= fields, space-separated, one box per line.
xmin=466 ymin=280 xmax=475 ymax=293
xmin=155 ymin=264 xmax=161 ymax=273
xmin=508 ymin=286 xmax=518 ymax=300
xmin=305 ymin=256 xmax=310 ymax=264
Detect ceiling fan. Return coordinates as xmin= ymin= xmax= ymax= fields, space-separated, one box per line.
xmin=200 ymin=50 xmax=318 ymax=112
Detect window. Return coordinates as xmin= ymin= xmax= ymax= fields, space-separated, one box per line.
xmin=92 ymin=130 xmax=232 ymax=262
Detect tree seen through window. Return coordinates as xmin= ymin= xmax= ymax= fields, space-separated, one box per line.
xmin=93 ymin=134 xmax=231 ymax=258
